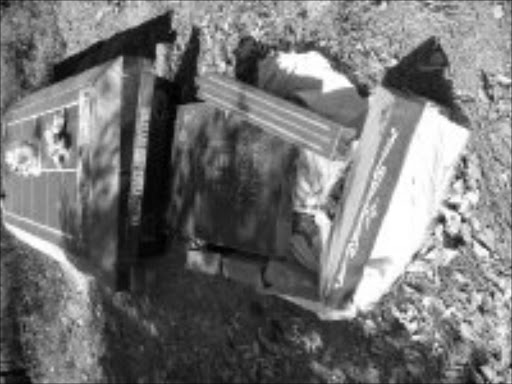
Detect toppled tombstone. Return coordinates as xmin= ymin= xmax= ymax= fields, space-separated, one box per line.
xmin=0 ymin=10 xmax=471 ymax=320
xmin=171 ymin=39 xmax=470 ymax=319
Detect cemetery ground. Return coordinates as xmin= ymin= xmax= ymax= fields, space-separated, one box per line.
xmin=1 ymin=1 xmax=510 ymax=383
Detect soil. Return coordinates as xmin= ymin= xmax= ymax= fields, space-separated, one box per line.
xmin=1 ymin=1 xmax=511 ymax=383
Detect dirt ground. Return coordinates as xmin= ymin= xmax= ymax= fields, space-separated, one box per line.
xmin=1 ymin=1 xmax=511 ymax=383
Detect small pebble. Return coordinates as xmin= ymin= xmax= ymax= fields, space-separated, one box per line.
xmin=478 ymin=228 xmax=497 ymax=251
xmin=460 ymin=222 xmax=473 ymax=244
xmin=441 ymin=249 xmax=459 ymax=266
xmin=473 ymin=240 xmax=490 ymax=259
xmin=452 ymin=179 xmax=465 ymax=195
xmin=479 ymin=365 xmax=496 ymax=383
xmin=445 ymin=211 xmax=462 ymax=237
xmin=495 ymin=74 xmax=512 ymax=86
xmin=434 ymin=223 xmax=445 ymax=243
xmin=470 ymin=217 xmax=482 ymax=232
xmin=465 ymin=190 xmax=480 ymax=206
xmin=493 ymin=5 xmax=504 ymax=19
xmin=459 ymin=191 xmax=479 ymax=218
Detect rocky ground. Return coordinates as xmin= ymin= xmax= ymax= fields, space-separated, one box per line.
xmin=1 ymin=1 xmax=511 ymax=383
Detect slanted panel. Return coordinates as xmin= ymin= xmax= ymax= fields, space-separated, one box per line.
xmin=321 ymin=87 xmax=425 ymax=308
xmin=170 ymin=103 xmax=294 ymax=258
xmin=197 ymin=74 xmax=356 ymax=159
xmin=6 ymin=89 xmax=80 ymax=126
xmin=4 ymin=59 xmax=117 ymax=124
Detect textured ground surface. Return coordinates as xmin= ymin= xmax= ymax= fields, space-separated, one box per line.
xmin=1 ymin=1 xmax=511 ymax=383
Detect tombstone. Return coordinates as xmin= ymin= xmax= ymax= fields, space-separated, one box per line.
xmin=1 ymin=56 xmax=174 ymax=289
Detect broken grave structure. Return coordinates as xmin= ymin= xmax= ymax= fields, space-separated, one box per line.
xmin=0 ymin=13 xmax=470 ymax=319
xmin=170 ymin=49 xmax=470 ymax=319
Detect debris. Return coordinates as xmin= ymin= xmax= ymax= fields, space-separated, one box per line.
xmin=257 ymin=51 xmax=368 ymax=130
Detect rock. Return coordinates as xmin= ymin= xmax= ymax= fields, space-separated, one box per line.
xmin=186 ymin=249 xmax=221 ymax=276
xmin=452 ymin=179 xmax=465 ymax=196
xmin=473 ymin=240 xmax=491 ymax=259
xmin=465 ymin=190 xmax=480 ymax=206
xmin=466 ymin=154 xmax=482 ymax=190
xmin=362 ymin=318 xmax=378 ymax=336
xmin=445 ymin=210 xmax=462 ymax=237
xmin=470 ymin=217 xmax=482 ymax=232
xmin=460 ymin=222 xmax=473 ymax=244
xmin=460 ymin=322 xmax=476 ymax=341
xmin=477 ymin=228 xmax=497 ymax=251
xmin=495 ymin=74 xmax=512 ymax=86
xmin=301 ymin=330 xmax=324 ymax=353
xmin=493 ymin=5 xmax=504 ymax=20
xmin=363 ymin=364 xmax=381 ymax=384
xmin=459 ymin=191 xmax=479 ymax=218
xmin=440 ymin=249 xmax=459 ymax=266
xmin=479 ymin=365 xmax=496 ymax=383
xmin=434 ymin=223 xmax=445 ymax=243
